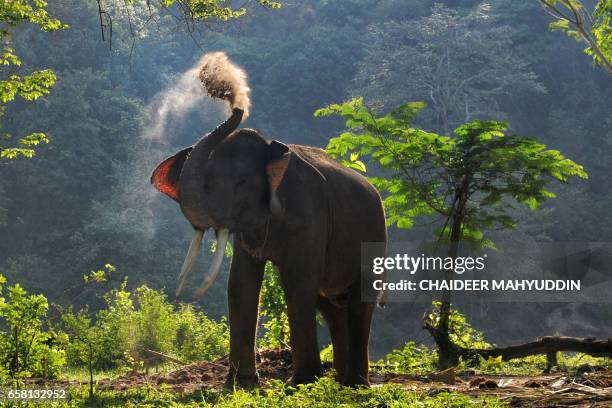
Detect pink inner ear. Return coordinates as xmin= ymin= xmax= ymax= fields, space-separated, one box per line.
xmin=152 ymin=156 xmax=180 ymax=200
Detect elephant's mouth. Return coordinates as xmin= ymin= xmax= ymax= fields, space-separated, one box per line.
xmin=175 ymin=227 xmax=230 ymax=299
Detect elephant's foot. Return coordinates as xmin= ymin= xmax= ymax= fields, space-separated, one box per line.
xmin=341 ymin=373 xmax=370 ymax=388
xmin=333 ymin=370 xmax=345 ymax=383
xmin=289 ymin=367 xmax=323 ymax=386
xmin=224 ymin=373 xmax=260 ymax=390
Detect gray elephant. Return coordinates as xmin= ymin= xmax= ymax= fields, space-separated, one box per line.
xmin=151 ymin=52 xmax=387 ymax=387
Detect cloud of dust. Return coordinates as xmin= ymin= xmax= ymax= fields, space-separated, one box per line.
xmin=114 ymin=56 xmax=227 ymax=245
xmin=143 ymin=54 xmax=226 ymax=142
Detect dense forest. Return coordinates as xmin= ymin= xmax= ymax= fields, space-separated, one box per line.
xmin=0 ymin=0 xmax=610 ymax=406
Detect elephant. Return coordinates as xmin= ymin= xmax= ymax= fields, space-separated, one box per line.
xmin=151 ymin=52 xmax=387 ymax=387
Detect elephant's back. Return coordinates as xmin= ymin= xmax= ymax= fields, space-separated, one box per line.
xmin=289 ymin=144 xmax=386 ymax=236
xmin=288 ymin=144 xmax=377 ymax=192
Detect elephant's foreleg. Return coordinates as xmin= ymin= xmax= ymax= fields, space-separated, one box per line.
xmin=280 ymin=258 xmax=323 ymax=384
xmin=226 ymin=244 xmax=265 ymax=389
xmin=318 ymin=297 xmax=349 ymax=381
xmin=343 ymin=286 xmax=375 ymax=386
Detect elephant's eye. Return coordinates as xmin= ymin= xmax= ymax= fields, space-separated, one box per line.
xmin=236 ymin=178 xmax=247 ymax=187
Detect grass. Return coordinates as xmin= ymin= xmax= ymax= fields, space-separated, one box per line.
xmin=60 ymin=362 xmax=182 ymax=383
xmin=7 ymin=377 xmax=508 ymax=408
xmin=468 ymin=353 xmax=612 ymax=376
xmin=6 ymin=351 xmax=609 ymax=407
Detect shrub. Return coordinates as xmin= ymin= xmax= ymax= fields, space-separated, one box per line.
xmin=130 ymin=285 xmax=177 ymax=366
xmin=427 ymin=301 xmax=490 ymax=350
xmin=0 ymin=275 xmax=66 ymax=381
xmin=61 ymin=269 xmax=229 ymax=372
xmin=386 ymin=341 xmax=437 ymax=374
xmin=174 ymin=304 xmax=229 ymax=362
xmin=386 ymin=303 xmax=491 ymax=374
xmin=90 ymin=279 xmax=136 ymax=369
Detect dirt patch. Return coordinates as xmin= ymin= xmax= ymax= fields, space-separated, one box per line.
xmin=95 ymin=348 xmax=300 ymax=394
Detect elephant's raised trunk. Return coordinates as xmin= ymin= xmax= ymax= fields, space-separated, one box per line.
xmin=178 ymin=108 xmax=244 ymax=227
xmin=176 ymin=228 xmax=230 ymax=298
xmin=179 ymin=52 xmax=250 ymax=227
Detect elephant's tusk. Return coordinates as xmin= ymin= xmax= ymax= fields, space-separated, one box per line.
xmin=176 ymin=229 xmax=205 ymax=297
xmin=193 ymin=228 xmax=229 ymax=300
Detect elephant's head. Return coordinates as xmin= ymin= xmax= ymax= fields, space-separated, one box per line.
xmin=151 ymin=106 xmax=306 ymax=298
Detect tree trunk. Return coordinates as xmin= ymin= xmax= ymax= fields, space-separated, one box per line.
xmin=431 ymin=176 xmax=470 ymax=369
xmin=10 ymin=327 xmax=19 ymax=377
xmin=88 ymin=343 xmax=94 ymax=399
xmin=545 ymin=351 xmax=558 ymax=373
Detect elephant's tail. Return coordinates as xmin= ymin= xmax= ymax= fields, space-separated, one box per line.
xmin=198 ymin=52 xmax=251 ymax=121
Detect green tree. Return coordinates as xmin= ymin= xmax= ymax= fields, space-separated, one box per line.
xmin=316 ymin=97 xmax=587 ymax=367
xmin=318 ymin=98 xmax=587 ymax=249
xmin=0 ymin=0 xmax=67 ymax=159
xmin=353 ymin=3 xmax=545 ymax=135
xmin=134 ymin=0 xmax=281 ymax=20
xmin=99 ymin=0 xmax=281 ymax=49
xmin=540 ymin=0 xmax=612 ymax=74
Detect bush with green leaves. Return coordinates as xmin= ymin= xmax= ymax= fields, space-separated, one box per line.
xmin=174 ymin=304 xmax=229 ymax=362
xmin=424 ymin=302 xmax=490 ymax=350
xmin=388 ymin=303 xmax=612 ymax=375
xmin=61 ymin=267 xmax=229 ymax=372
xmin=130 ymin=285 xmax=178 ymax=366
xmin=385 ymin=341 xmax=437 ymax=375
xmin=385 ymin=303 xmax=486 ymax=374
xmin=88 ymin=278 xmax=138 ymax=370
xmin=0 ymin=274 xmax=65 ymax=381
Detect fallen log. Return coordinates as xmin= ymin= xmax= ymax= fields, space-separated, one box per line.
xmin=423 ymin=312 xmax=612 ymax=370
xmin=462 ymin=336 xmax=612 ymax=361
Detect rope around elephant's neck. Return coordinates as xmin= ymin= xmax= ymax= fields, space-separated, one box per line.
xmin=240 ymin=216 xmax=270 ymax=259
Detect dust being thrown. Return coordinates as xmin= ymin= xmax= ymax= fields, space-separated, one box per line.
xmin=144 ymin=53 xmax=226 ymax=142
xmin=112 ymin=54 xmax=227 ymax=243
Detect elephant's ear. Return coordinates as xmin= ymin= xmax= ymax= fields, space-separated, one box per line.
xmin=266 ymin=141 xmax=326 ymax=216
xmin=151 ymin=147 xmax=192 ymax=201
xmin=266 ymin=141 xmax=292 ymax=193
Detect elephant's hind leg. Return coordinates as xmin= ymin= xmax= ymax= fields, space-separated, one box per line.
xmin=317 ymin=296 xmax=349 ymax=381
xmin=343 ymin=286 xmax=375 ymax=387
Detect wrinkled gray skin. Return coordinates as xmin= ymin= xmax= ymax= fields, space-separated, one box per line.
xmin=155 ymin=108 xmax=387 ymax=387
